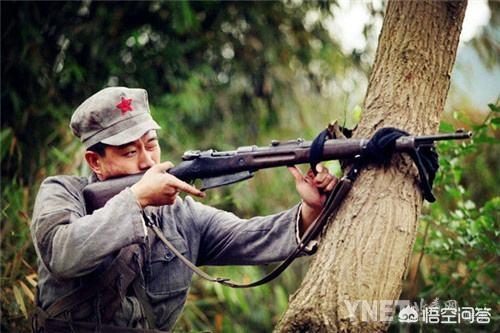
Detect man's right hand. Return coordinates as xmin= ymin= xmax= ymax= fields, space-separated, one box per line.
xmin=130 ymin=161 xmax=205 ymax=208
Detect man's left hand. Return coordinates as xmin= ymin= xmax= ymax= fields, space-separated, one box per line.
xmin=288 ymin=164 xmax=338 ymax=235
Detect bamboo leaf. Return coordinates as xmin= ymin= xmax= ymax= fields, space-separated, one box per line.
xmin=25 ymin=273 xmax=38 ymax=288
xmin=19 ymin=280 xmax=35 ymax=303
xmin=13 ymin=285 xmax=28 ymax=318
xmin=0 ymin=128 xmax=13 ymax=161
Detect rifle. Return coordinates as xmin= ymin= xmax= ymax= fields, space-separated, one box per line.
xmin=84 ymin=129 xmax=471 ymax=213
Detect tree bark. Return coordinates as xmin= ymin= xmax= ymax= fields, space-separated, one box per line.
xmin=276 ymin=1 xmax=467 ymax=332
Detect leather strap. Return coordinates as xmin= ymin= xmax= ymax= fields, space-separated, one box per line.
xmin=150 ymin=174 xmax=354 ymax=288
xmin=148 ymin=127 xmax=363 ymax=288
xmin=309 ymin=127 xmax=333 ymax=175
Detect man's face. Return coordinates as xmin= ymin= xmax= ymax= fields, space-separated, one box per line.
xmin=91 ymin=130 xmax=161 ymax=180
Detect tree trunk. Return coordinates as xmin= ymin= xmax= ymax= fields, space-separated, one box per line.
xmin=276 ymin=1 xmax=467 ymax=332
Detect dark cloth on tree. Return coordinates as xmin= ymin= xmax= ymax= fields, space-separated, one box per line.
xmin=364 ymin=127 xmax=439 ymax=202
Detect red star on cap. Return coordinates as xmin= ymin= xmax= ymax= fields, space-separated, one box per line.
xmin=116 ymin=97 xmax=133 ymax=114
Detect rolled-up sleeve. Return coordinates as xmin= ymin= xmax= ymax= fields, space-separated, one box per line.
xmin=293 ymin=202 xmax=319 ymax=254
xmin=31 ymin=176 xmax=146 ymax=279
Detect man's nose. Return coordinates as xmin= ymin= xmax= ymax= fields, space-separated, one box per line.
xmin=138 ymin=150 xmax=155 ymax=170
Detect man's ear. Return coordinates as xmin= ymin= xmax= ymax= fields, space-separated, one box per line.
xmin=85 ymin=151 xmax=103 ymax=177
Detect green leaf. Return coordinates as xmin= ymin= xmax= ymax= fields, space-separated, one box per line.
xmin=469 ymin=220 xmax=480 ymax=236
xmin=471 ymin=123 xmax=487 ymax=131
xmin=172 ymin=1 xmax=199 ymax=34
xmin=488 ymin=103 xmax=500 ymax=112
xmin=352 ymin=105 xmax=363 ymax=124
xmin=491 ymin=117 xmax=500 ymax=130
xmin=439 ymin=121 xmax=455 ymax=133
xmin=483 ymin=197 xmax=500 ymax=212
xmin=474 ymin=135 xmax=499 ymax=144
xmin=325 ymin=160 xmax=342 ymax=178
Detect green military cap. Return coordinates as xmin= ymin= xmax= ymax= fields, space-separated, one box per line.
xmin=70 ymin=87 xmax=161 ymax=148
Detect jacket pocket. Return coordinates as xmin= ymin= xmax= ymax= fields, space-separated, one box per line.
xmin=148 ymin=237 xmax=191 ymax=295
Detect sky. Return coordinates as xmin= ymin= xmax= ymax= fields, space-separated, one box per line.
xmin=324 ymin=0 xmax=498 ymax=111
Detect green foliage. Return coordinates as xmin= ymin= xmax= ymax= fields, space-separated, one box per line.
xmin=424 ymin=104 xmax=499 ymax=302
xmin=1 ymin=1 xmax=351 ymax=331
xmin=397 ymin=103 xmax=499 ymax=332
xmin=177 ymin=261 xmax=310 ymax=333
xmin=1 ymin=1 xmax=498 ymax=332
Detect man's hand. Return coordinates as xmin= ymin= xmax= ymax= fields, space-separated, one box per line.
xmin=288 ymin=164 xmax=337 ymax=235
xmin=130 ymin=161 xmax=205 ymax=208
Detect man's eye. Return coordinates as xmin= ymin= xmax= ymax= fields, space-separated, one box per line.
xmin=146 ymin=143 xmax=158 ymax=150
xmin=123 ymin=151 xmax=136 ymax=157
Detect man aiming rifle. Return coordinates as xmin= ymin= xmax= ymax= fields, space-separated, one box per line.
xmin=30 ymin=87 xmax=338 ymax=332
xmin=30 ymin=86 xmax=462 ymax=332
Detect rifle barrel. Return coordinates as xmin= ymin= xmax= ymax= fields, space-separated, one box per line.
xmin=414 ymin=131 xmax=472 ymax=144
xmin=83 ymin=131 xmax=472 ymax=212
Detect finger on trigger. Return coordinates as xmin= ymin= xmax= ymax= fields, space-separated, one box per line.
xmin=164 ymin=187 xmax=178 ymax=196
xmin=174 ymin=179 xmax=205 ymax=198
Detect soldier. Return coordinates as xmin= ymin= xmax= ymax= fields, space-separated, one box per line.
xmin=31 ymin=87 xmax=337 ymax=332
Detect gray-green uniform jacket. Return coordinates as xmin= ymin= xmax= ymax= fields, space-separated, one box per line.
xmin=31 ymin=174 xmax=303 ymax=331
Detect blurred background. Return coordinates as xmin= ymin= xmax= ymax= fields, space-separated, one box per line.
xmin=1 ymin=1 xmax=498 ymax=332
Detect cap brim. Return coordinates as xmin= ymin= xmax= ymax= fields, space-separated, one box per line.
xmin=100 ymin=118 xmax=161 ymax=146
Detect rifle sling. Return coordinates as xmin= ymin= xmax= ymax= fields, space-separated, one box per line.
xmin=150 ymin=175 xmax=354 ymax=289
xmin=150 ymin=128 xmax=360 ymax=289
